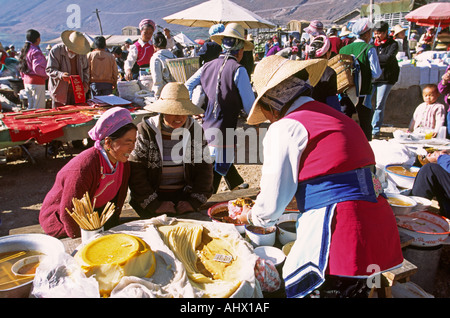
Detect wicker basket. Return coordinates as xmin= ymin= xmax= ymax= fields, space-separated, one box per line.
xmin=166 ymin=57 xmax=200 ymax=83
xmin=328 ymin=54 xmax=355 ymax=94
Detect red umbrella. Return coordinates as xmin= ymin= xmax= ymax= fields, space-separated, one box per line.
xmin=405 ymin=2 xmax=450 ymax=27
xmin=195 ymin=39 xmax=205 ymax=45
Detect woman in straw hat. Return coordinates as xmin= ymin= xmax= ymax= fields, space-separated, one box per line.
xmin=393 ymin=24 xmax=410 ymax=60
xmin=185 ymin=22 xmax=255 ymax=193
xmin=237 ymin=55 xmax=403 ymax=298
xmin=128 ymin=82 xmax=213 ymax=217
xmin=46 ymin=30 xmax=90 ymax=108
xmin=40 ymin=107 xmax=137 ymax=238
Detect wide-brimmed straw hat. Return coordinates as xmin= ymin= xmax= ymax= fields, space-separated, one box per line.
xmin=210 ymin=23 xmax=254 ymax=51
xmin=144 ymin=82 xmax=204 ymax=116
xmin=247 ymin=55 xmax=327 ymax=125
xmin=340 ymin=26 xmax=352 ymax=37
xmin=393 ymin=24 xmax=407 ymax=36
xmin=61 ymin=30 xmax=90 ymax=55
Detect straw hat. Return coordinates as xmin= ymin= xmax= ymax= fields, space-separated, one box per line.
xmin=144 ymin=82 xmax=204 ymax=116
xmin=247 ymin=55 xmax=327 ymax=125
xmin=61 ymin=30 xmax=90 ymax=55
xmin=393 ymin=24 xmax=407 ymax=36
xmin=340 ymin=26 xmax=352 ymax=37
xmin=210 ymin=23 xmax=254 ymax=51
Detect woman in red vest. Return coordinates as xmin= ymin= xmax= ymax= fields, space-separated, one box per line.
xmin=124 ymin=19 xmax=155 ymax=81
xmin=238 ymin=56 xmax=403 ymax=298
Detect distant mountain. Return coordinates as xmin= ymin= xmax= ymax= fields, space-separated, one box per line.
xmin=0 ymin=0 xmax=401 ymax=47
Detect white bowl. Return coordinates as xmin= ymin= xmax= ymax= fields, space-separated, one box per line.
xmin=207 ymin=202 xmax=245 ymax=234
xmin=276 ymin=212 xmax=299 ymax=246
xmin=396 ymin=211 xmax=450 ymax=247
xmin=409 ymin=196 xmax=432 ymax=212
xmin=385 ymin=165 xmax=420 ymax=189
xmin=254 ymin=246 xmax=286 ymax=266
xmin=11 ymin=255 xmax=44 ymax=278
xmin=386 ymin=193 xmax=417 ymax=216
xmin=245 ymin=225 xmax=276 ymax=247
xmin=0 ymin=234 xmax=65 ymax=298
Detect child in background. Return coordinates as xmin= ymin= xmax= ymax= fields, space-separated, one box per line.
xmin=409 ymin=84 xmax=446 ymax=136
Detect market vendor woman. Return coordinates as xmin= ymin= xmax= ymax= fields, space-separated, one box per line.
xmin=39 ymin=107 xmax=137 ymax=238
xmin=237 ymin=56 xmax=404 ymax=298
xmin=128 ymin=82 xmax=213 ymax=217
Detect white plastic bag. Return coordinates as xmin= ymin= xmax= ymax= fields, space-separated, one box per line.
xmin=32 ymin=252 xmax=100 ymax=298
xmin=117 ymin=80 xmax=141 ymax=101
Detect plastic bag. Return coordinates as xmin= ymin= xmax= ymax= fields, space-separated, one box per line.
xmin=117 ymin=80 xmax=141 ymax=101
xmin=254 ymin=257 xmax=281 ymax=292
xmin=32 ymin=252 xmax=100 ymax=298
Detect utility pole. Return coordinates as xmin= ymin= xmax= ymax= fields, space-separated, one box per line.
xmin=93 ymin=8 xmax=103 ymax=35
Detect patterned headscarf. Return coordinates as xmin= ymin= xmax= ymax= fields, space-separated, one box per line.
xmin=139 ymin=19 xmax=155 ymax=31
xmin=259 ymin=76 xmax=312 ymax=112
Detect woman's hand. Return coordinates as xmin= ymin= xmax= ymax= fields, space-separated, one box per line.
xmin=155 ymin=201 xmax=176 ymax=214
xmin=236 ymin=205 xmax=252 ymax=224
xmin=427 ymin=150 xmax=449 ymax=163
xmin=176 ymin=201 xmax=194 ymax=215
xmin=125 ymin=69 xmax=133 ymax=81
xmin=442 ymin=71 xmax=450 ymax=85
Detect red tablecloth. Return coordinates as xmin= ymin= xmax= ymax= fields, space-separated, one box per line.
xmin=1 ymin=105 xmax=96 ymax=144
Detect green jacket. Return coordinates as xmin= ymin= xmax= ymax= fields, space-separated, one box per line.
xmin=340 ymin=41 xmax=373 ymax=95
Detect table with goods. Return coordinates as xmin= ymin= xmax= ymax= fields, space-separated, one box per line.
xmin=4 ymin=130 xmax=450 ymax=298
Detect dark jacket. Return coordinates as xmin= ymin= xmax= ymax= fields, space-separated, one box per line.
xmin=374 ymin=37 xmax=399 ymax=85
xmin=128 ymin=115 xmax=214 ymax=217
xmin=201 ymin=55 xmax=243 ymax=147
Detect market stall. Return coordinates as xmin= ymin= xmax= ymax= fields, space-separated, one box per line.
xmin=0 ymin=105 xmax=151 ymax=150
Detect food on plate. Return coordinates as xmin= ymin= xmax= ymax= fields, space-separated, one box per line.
xmin=74 ymin=233 xmax=156 ymax=297
xmin=157 ymin=221 xmax=245 ymax=298
xmin=386 ymin=165 xmax=419 ymax=177
xmin=227 ymin=197 xmax=254 ymax=219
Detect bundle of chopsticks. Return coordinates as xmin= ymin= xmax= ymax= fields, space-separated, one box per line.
xmin=65 ymin=192 xmax=115 ymax=230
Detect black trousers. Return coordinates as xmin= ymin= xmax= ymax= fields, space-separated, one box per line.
xmin=341 ymin=96 xmax=373 ymax=141
xmin=307 ymin=275 xmax=370 ymax=298
xmin=411 ymin=163 xmax=450 ymax=218
xmin=212 ymin=164 xmax=244 ymax=193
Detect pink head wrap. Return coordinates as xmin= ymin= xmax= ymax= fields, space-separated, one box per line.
xmin=139 ymin=19 xmax=155 ymax=31
xmin=304 ymin=20 xmax=325 ymax=37
xmin=312 ymin=35 xmax=330 ymax=58
xmin=88 ymin=107 xmax=133 ymax=150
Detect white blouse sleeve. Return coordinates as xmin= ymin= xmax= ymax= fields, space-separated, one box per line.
xmin=249 ymin=118 xmax=309 ymax=227
xmin=124 ymin=45 xmax=138 ymax=72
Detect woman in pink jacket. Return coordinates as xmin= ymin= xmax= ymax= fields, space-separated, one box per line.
xmin=18 ymin=29 xmax=48 ymax=109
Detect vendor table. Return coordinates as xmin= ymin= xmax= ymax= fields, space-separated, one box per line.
xmin=0 ymin=106 xmax=152 ymax=150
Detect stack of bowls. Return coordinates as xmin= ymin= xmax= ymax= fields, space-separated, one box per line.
xmin=410 ymin=196 xmax=432 ymax=212
xmin=386 ymin=193 xmax=417 ymax=216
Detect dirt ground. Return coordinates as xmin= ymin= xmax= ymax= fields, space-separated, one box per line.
xmin=0 ymin=123 xmax=449 ymax=298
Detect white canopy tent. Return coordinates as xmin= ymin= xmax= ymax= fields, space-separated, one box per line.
xmin=163 ymin=0 xmax=276 ymax=29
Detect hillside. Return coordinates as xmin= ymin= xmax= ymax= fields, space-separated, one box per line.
xmin=0 ymin=0 xmax=400 ymax=46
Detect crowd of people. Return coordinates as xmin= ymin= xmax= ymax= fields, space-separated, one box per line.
xmin=2 ymin=16 xmax=450 ymax=298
